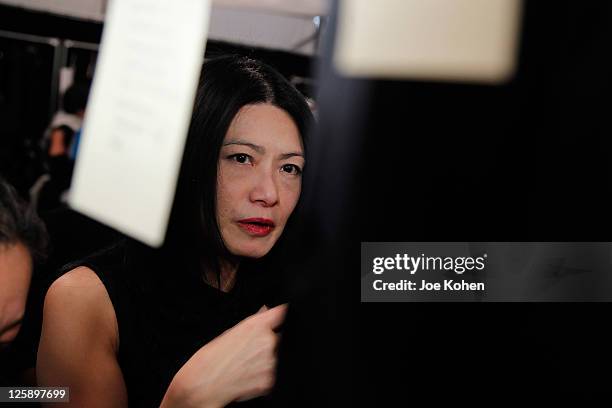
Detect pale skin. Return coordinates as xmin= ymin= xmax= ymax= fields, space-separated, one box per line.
xmin=37 ymin=103 xmax=304 ymax=407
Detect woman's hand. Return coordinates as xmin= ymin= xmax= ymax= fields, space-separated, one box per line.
xmin=160 ymin=304 xmax=287 ymax=408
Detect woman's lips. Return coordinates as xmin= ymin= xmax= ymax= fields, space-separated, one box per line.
xmin=237 ymin=218 xmax=275 ymax=237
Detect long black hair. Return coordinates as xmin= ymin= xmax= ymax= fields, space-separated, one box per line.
xmin=154 ymin=55 xmax=314 ymax=287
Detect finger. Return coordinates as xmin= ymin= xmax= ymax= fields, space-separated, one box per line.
xmin=257 ymin=304 xmax=288 ymax=330
xmin=257 ymin=304 xmax=269 ymax=313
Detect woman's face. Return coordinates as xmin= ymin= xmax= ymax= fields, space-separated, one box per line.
xmin=216 ymin=103 xmax=304 ymax=258
xmin=0 ymin=242 xmax=32 ymax=346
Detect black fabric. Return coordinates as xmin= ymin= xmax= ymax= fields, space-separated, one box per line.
xmin=64 ymin=240 xmax=279 ymax=407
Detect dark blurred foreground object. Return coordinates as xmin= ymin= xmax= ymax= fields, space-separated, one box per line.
xmin=268 ymin=3 xmax=355 ymax=406
xmin=272 ymin=0 xmax=612 ymax=405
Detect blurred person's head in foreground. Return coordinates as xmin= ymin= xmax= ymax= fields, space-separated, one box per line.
xmin=163 ymin=54 xmax=314 ymax=289
xmin=0 ymin=177 xmax=48 ymax=346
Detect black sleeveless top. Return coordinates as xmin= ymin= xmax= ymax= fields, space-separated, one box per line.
xmin=69 ymin=240 xmax=281 ymax=407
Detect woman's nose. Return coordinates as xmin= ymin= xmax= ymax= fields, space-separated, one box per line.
xmin=249 ymin=168 xmax=279 ymax=207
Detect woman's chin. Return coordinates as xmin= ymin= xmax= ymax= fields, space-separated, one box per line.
xmin=227 ymin=242 xmax=273 ymax=259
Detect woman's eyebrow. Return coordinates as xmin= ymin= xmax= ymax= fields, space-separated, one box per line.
xmin=223 ymin=140 xmax=265 ymax=154
xmin=278 ymin=152 xmax=304 ymax=160
xmin=223 ymin=140 xmax=304 ymax=159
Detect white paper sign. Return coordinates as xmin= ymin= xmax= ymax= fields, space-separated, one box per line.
xmin=69 ymin=0 xmax=211 ymax=247
xmin=334 ymin=0 xmax=523 ymax=83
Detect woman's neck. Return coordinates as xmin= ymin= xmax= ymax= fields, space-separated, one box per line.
xmin=203 ymin=258 xmax=239 ymax=292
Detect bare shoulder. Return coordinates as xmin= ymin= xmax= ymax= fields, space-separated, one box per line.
xmin=49 ymin=266 xmax=105 ymax=290
xmin=43 ymin=266 xmax=118 ymax=350
xmin=38 ymin=267 xmax=127 ymax=407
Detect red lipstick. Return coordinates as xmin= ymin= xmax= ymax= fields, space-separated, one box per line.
xmin=237 ymin=218 xmax=275 ymax=237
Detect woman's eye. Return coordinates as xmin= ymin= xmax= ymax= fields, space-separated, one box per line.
xmin=230 ymin=154 xmax=251 ymax=164
xmin=281 ymin=164 xmax=302 ymax=175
